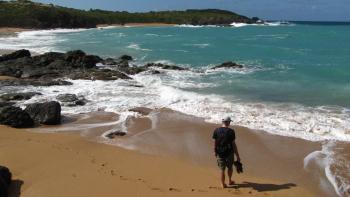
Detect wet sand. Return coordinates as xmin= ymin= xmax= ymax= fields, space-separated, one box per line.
xmin=113 ymin=109 xmax=337 ymax=197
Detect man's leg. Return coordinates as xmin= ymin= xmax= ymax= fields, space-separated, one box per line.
xmin=221 ymin=169 xmax=227 ymax=188
xmin=227 ymin=154 xmax=235 ymax=185
xmin=228 ymin=167 xmax=234 ymax=185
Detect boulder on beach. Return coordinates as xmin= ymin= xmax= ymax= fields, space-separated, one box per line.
xmin=56 ymin=94 xmax=87 ymax=106
xmin=0 ymin=166 xmax=12 ymax=186
xmin=106 ymin=131 xmax=126 ymax=139
xmin=0 ymin=92 xmax=42 ymax=101
xmin=25 ymin=101 xmax=61 ymax=125
xmin=211 ymin=61 xmax=244 ymax=69
xmin=0 ymin=49 xmax=31 ymax=62
xmin=0 ymin=165 xmax=12 ymax=197
xmin=0 ymin=106 xmax=34 ymax=128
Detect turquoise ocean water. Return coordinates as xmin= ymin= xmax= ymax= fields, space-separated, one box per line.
xmin=34 ymin=23 xmax=350 ymax=106
xmin=1 ymin=22 xmax=350 ymax=141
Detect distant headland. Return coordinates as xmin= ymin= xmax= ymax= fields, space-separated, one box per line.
xmin=0 ymin=0 xmax=260 ymax=29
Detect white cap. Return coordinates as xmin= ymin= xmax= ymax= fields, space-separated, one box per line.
xmin=222 ymin=117 xmax=232 ymax=122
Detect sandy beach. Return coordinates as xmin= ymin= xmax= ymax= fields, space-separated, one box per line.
xmin=0 ymin=28 xmax=32 ymax=37
xmin=0 ymin=109 xmax=336 ymax=197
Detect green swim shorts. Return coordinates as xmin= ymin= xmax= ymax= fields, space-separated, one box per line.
xmin=216 ymin=154 xmax=234 ymax=170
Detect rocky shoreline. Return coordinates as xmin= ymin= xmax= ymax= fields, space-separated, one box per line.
xmin=0 ymin=49 xmax=244 ymax=129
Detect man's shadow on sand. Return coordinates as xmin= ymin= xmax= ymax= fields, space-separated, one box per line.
xmin=8 ymin=179 xmax=24 ymax=197
xmin=228 ymin=182 xmax=297 ymax=192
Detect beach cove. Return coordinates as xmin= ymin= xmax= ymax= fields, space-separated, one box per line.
xmin=0 ymin=21 xmax=350 ymax=197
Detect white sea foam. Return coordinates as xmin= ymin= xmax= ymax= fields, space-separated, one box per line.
xmin=126 ymin=43 xmax=152 ymax=51
xmin=183 ymin=43 xmax=210 ymax=48
xmin=304 ymin=142 xmax=350 ymax=197
xmin=6 ymin=67 xmax=349 ymax=142
xmin=0 ymin=28 xmax=89 ymax=53
xmin=145 ymin=33 xmax=174 ymax=37
xmin=230 ymin=21 xmax=294 ymax=28
xmin=175 ymin=24 xmax=218 ymax=28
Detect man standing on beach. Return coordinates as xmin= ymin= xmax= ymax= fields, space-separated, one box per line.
xmin=212 ymin=117 xmax=241 ymax=188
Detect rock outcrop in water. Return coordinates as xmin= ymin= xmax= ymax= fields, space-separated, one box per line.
xmin=211 ymin=61 xmax=244 ymax=69
xmin=0 ymin=49 xmax=245 ymax=86
xmin=0 ymin=49 xmax=31 ymax=62
xmin=25 ymin=101 xmax=61 ymax=125
xmin=0 ymin=92 xmax=42 ymax=101
xmin=144 ymin=63 xmax=188 ymax=71
xmin=0 ymin=165 xmax=12 ymax=197
xmin=56 ymin=94 xmax=87 ymax=106
xmin=0 ymin=50 xmax=131 ymax=85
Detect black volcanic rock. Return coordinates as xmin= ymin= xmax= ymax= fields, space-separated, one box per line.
xmin=119 ymin=55 xmax=133 ymax=61
xmin=0 ymin=49 xmax=31 ymax=62
xmin=56 ymin=94 xmax=79 ymax=103
xmin=56 ymin=94 xmax=87 ymax=106
xmin=70 ymin=69 xmax=131 ymax=80
xmin=0 ymin=165 xmax=12 ymax=197
xmin=106 ymin=131 xmax=126 ymax=139
xmin=64 ymin=50 xmax=102 ymax=69
xmin=0 ymin=166 xmax=12 ymax=186
xmin=0 ymin=79 xmax=73 ymax=86
xmin=0 ymin=92 xmax=42 ymax=101
xmin=102 ymin=58 xmax=118 ymax=66
xmin=0 ymin=106 xmax=34 ymax=128
xmin=144 ymin=63 xmax=187 ymax=71
xmin=25 ymin=101 xmax=61 ymax=125
xmin=211 ymin=61 xmax=244 ymax=69
xmin=0 ymin=102 xmax=15 ymax=108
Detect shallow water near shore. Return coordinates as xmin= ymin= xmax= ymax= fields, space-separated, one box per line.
xmin=1 ymin=22 xmax=350 ymax=196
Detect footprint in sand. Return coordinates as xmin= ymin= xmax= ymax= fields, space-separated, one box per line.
xmin=101 ymin=162 xmax=107 ymax=167
xmin=137 ymin=178 xmax=145 ymax=182
xmin=168 ymin=187 xmax=181 ymax=192
xmin=208 ymin=186 xmax=221 ymax=190
xmin=150 ymin=187 xmax=163 ymax=192
xmin=119 ymin=175 xmax=128 ymax=181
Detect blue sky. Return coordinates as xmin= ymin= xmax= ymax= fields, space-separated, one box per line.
xmin=33 ymin=0 xmax=350 ymax=21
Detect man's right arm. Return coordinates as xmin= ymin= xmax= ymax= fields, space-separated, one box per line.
xmin=233 ymin=141 xmax=240 ymax=161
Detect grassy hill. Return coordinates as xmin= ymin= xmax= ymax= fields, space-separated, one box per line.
xmin=0 ymin=0 xmax=258 ymax=29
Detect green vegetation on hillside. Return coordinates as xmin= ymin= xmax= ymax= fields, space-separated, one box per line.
xmin=0 ymin=0 xmax=258 ymax=29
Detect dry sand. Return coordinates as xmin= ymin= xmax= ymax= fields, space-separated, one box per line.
xmin=0 ymin=110 xmax=319 ymax=197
